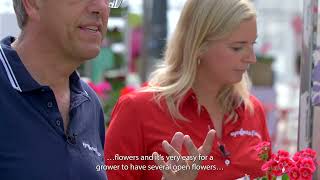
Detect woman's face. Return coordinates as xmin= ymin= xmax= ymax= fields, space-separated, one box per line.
xmin=198 ymin=18 xmax=257 ymax=86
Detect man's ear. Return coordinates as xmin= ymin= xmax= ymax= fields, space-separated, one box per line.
xmin=22 ymin=0 xmax=42 ymax=22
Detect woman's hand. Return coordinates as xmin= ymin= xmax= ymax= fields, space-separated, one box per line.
xmin=152 ymin=129 xmax=215 ymax=180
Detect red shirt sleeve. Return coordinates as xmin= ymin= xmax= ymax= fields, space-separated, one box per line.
xmin=104 ymin=95 xmax=145 ymax=180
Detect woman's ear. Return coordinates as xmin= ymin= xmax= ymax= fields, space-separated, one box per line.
xmin=197 ymin=42 xmax=209 ymax=60
xmin=197 ymin=50 xmax=205 ymax=61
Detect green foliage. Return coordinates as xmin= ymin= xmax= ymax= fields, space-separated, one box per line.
xmin=256 ymin=55 xmax=274 ymax=64
xmin=128 ymin=13 xmax=142 ymax=28
xmin=281 ymin=174 xmax=289 ymax=180
xmin=103 ymin=78 xmax=125 ymax=126
xmin=110 ymin=5 xmax=128 ymax=17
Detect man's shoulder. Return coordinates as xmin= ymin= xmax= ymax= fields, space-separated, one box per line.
xmin=80 ymin=80 xmax=100 ymax=100
xmin=0 ymin=37 xmax=16 ymax=88
xmin=0 ymin=36 xmax=15 ymax=47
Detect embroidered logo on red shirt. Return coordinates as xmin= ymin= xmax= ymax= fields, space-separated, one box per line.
xmin=230 ymin=128 xmax=261 ymax=139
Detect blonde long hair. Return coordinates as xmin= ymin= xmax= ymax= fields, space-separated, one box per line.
xmin=145 ymin=0 xmax=256 ymax=121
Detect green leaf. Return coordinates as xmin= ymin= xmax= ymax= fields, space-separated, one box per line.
xmin=281 ymin=174 xmax=289 ymax=180
xmin=261 ymin=154 xmax=268 ymax=161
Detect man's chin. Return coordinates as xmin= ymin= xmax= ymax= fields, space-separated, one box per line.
xmin=81 ymin=48 xmax=101 ymax=60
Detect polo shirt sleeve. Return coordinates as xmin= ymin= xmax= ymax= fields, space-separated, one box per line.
xmin=104 ymin=94 xmax=145 ymax=180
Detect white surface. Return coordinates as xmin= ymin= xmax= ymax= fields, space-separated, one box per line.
xmin=0 ymin=0 xmax=14 ymax=14
xmin=0 ymin=0 xmax=20 ymax=39
xmin=298 ymin=92 xmax=309 ymax=150
xmin=0 ymin=13 xmax=20 ymax=39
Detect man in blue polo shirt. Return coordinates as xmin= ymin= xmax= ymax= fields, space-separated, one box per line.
xmin=0 ymin=0 xmax=122 ymax=179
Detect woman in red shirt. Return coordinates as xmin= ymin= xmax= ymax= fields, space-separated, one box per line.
xmin=105 ymin=0 xmax=271 ymax=179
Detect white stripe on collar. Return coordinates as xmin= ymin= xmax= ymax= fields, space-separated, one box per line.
xmin=0 ymin=45 xmax=22 ymax=92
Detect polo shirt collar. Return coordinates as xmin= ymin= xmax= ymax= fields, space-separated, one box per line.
xmin=180 ymin=89 xmax=197 ymax=108
xmin=0 ymin=36 xmax=87 ymax=95
xmin=180 ymin=88 xmax=246 ymax=122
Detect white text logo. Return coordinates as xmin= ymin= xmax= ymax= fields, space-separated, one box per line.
xmin=82 ymin=142 xmax=101 ymax=157
xmin=230 ymin=128 xmax=261 ymax=139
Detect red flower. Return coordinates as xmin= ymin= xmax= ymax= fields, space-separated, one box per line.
xmin=288 ymin=166 xmax=300 ymax=180
xmin=271 ymin=153 xmax=280 ymax=162
xmin=278 ymin=157 xmax=294 ymax=173
xmin=299 ymin=158 xmax=316 ymax=171
xmin=256 ymin=141 xmax=271 ymax=161
xmin=293 ymin=152 xmax=302 ymax=162
xmin=255 ymin=141 xmax=271 ymax=153
xmin=299 ymin=167 xmax=313 ymax=180
xmin=261 ymin=159 xmax=283 ymax=176
xmin=258 ymin=148 xmax=317 ymax=179
xmin=277 ymin=150 xmax=290 ymax=158
xmin=301 ymin=148 xmax=317 ymax=159
xmin=261 ymin=160 xmax=273 ymax=172
xmin=271 ymin=163 xmax=283 ymax=176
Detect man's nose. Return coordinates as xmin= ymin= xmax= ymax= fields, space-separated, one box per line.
xmin=87 ymin=0 xmax=109 ymax=16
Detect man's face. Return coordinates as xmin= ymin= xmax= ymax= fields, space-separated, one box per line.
xmin=37 ymin=0 xmax=110 ymax=61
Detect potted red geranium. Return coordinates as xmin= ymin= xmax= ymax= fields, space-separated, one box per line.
xmin=255 ymin=141 xmax=317 ymax=180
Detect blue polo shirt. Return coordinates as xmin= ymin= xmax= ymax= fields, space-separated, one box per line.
xmin=0 ymin=36 xmax=107 ymax=180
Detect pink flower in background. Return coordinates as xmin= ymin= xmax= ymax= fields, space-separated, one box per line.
xmin=87 ymin=81 xmax=112 ymax=100
xmin=88 ymin=82 xmax=99 ymax=93
xmin=95 ymin=81 xmax=112 ymax=99
xmin=97 ymin=81 xmax=112 ymax=92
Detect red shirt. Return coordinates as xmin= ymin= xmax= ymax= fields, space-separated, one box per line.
xmin=105 ymin=90 xmax=271 ymax=180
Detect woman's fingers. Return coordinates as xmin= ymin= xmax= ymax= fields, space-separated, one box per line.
xmin=183 ymin=135 xmax=201 ymax=165
xmin=152 ymin=152 xmax=174 ymax=177
xmin=168 ymin=132 xmax=185 ymax=166
xmin=199 ymin=129 xmax=215 ymax=156
xmin=154 ymin=130 xmax=216 ymax=180
xmin=170 ymin=132 xmax=184 ymax=154
xmin=162 ymin=140 xmax=182 ymax=158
